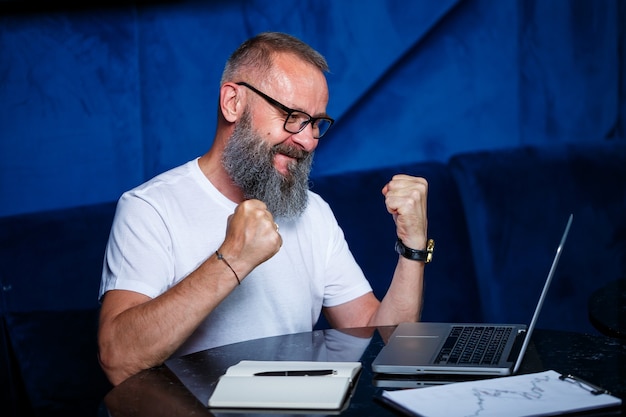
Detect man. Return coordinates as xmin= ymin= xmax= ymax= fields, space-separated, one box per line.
xmin=98 ymin=32 xmax=430 ymax=386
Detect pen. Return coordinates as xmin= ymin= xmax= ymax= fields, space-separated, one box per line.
xmin=253 ymin=369 xmax=336 ymax=376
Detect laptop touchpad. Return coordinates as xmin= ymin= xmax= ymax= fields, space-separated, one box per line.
xmin=394 ymin=335 xmax=441 ymax=360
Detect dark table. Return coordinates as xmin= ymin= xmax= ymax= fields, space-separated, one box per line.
xmin=104 ymin=327 xmax=626 ymax=416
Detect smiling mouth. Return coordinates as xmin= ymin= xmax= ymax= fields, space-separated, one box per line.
xmin=273 ymin=154 xmax=295 ymax=176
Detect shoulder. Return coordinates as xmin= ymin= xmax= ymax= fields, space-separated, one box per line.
xmin=119 ymin=159 xmax=205 ymax=205
xmin=112 ymin=160 xmax=201 ymax=221
xmin=130 ymin=160 xmax=199 ymax=195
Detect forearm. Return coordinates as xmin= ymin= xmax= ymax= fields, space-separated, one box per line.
xmin=98 ymin=301 xmax=187 ymax=385
xmin=367 ymin=257 xmax=424 ymax=326
xmin=98 ymin=255 xmax=242 ymax=385
xmin=375 ymin=173 xmax=428 ymax=325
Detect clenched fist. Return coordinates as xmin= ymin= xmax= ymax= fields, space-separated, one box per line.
xmin=217 ymin=199 xmax=283 ymax=281
xmin=382 ymin=175 xmax=428 ymax=250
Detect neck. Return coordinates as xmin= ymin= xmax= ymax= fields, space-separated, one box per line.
xmin=198 ymin=148 xmax=245 ymax=203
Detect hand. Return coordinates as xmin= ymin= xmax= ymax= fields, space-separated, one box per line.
xmin=382 ymin=175 xmax=428 ymax=250
xmin=219 ymin=199 xmax=282 ymax=273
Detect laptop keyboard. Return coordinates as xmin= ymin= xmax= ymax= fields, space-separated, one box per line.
xmin=435 ymin=325 xmax=513 ymax=365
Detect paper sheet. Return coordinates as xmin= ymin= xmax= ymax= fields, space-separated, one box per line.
xmin=380 ymin=370 xmax=621 ymax=417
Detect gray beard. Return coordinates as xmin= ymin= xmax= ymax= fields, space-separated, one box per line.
xmin=221 ymin=111 xmax=314 ymax=220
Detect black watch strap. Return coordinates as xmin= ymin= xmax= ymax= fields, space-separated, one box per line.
xmin=395 ymin=238 xmax=435 ymax=263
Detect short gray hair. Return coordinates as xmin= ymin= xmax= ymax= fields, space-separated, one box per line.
xmin=221 ymin=32 xmax=329 ymax=84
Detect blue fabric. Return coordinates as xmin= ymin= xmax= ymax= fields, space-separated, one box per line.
xmin=311 ymin=161 xmax=483 ymax=324
xmin=0 ymin=8 xmax=143 ymax=216
xmin=449 ymin=141 xmax=626 ymax=333
xmin=1 ymin=0 xmax=624 ymax=217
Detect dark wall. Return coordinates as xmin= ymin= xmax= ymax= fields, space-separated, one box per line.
xmin=1 ymin=0 xmax=624 ymax=217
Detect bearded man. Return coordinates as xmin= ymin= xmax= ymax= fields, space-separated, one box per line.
xmin=98 ymin=32 xmax=430 ymax=386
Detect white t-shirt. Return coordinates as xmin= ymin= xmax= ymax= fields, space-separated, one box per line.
xmin=100 ymin=159 xmax=372 ymax=355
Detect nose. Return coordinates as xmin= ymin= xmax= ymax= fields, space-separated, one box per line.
xmin=290 ymin=122 xmax=318 ymax=152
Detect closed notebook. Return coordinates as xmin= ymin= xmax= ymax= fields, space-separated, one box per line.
xmin=207 ymin=360 xmax=362 ymax=410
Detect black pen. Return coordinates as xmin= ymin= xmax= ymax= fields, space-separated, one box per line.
xmin=253 ymin=369 xmax=336 ymax=377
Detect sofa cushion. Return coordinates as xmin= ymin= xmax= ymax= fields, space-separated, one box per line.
xmin=449 ymin=141 xmax=626 ymax=333
xmin=311 ymin=161 xmax=482 ymax=323
xmin=6 ymin=309 xmax=111 ymax=417
xmin=0 ymin=202 xmax=117 ymax=313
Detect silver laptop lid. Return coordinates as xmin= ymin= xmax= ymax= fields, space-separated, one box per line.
xmin=512 ymin=213 xmax=573 ymax=373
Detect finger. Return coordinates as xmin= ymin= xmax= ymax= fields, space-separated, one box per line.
xmin=385 ymin=183 xmax=428 ymax=216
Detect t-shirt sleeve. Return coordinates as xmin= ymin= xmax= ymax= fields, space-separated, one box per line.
xmin=312 ymin=196 xmax=373 ymax=307
xmin=99 ymin=191 xmax=174 ymax=300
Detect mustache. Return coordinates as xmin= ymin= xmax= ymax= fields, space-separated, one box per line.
xmin=271 ymin=143 xmax=310 ymax=161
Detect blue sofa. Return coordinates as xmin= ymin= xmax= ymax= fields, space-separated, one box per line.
xmin=1 ymin=204 xmax=116 ymax=416
xmin=1 ymin=140 xmax=625 ymax=416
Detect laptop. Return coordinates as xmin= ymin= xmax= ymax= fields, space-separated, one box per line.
xmin=372 ymin=214 xmax=573 ymax=377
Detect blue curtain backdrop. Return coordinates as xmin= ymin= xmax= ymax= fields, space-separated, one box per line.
xmin=0 ymin=0 xmax=624 ymax=217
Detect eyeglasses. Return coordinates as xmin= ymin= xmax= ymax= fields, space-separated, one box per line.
xmin=236 ymin=82 xmax=334 ymax=139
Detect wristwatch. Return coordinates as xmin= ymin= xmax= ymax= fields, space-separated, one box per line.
xmin=395 ymin=238 xmax=435 ymax=263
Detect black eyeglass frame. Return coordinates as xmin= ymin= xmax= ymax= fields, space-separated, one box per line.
xmin=235 ymin=81 xmax=334 ymax=139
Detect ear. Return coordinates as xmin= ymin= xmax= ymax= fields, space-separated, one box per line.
xmin=219 ymin=83 xmax=243 ymax=123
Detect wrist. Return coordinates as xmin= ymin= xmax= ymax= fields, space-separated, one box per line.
xmin=215 ymin=251 xmax=241 ymax=285
xmin=395 ymin=238 xmax=435 ymax=263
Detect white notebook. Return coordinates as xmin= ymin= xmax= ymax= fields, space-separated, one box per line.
xmin=207 ymin=360 xmax=362 ymax=410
